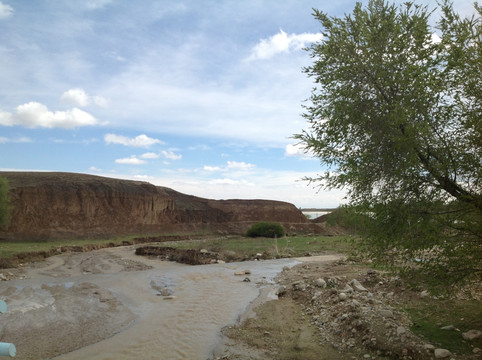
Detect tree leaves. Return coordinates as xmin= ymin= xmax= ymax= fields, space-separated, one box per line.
xmin=296 ymin=0 xmax=481 ymax=289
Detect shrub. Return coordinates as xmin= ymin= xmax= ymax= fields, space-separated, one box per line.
xmin=246 ymin=222 xmax=285 ymax=238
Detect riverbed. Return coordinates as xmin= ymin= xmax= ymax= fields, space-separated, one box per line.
xmin=1 ymin=245 xmax=322 ymax=360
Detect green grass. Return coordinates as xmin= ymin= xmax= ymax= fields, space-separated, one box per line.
xmin=162 ymin=235 xmax=355 ymax=258
xmin=405 ymin=298 xmax=482 ymax=355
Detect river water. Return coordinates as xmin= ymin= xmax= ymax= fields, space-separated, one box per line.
xmin=43 ymin=247 xmax=300 ymax=360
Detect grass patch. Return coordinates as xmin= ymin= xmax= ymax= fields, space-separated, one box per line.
xmin=163 ymin=235 xmax=356 ymax=259
xmin=405 ymin=298 xmax=482 ymax=355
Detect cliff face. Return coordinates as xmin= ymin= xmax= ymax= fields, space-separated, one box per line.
xmin=0 ymin=172 xmax=314 ymax=240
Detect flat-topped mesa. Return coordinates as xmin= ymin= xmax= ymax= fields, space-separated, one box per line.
xmin=0 ymin=172 xmax=318 ymax=240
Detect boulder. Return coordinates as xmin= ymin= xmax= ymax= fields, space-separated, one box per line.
xmin=434 ymin=348 xmax=451 ymax=358
xmin=462 ymin=329 xmax=482 ymax=341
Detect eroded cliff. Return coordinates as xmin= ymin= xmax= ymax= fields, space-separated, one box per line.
xmin=0 ymin=172 xmax=317 ymax=240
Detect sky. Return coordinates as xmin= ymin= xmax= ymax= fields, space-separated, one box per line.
xmin=0 ymin=0 xmax=476 ymax=208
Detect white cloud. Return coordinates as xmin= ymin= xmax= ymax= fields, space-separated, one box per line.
xmin=0 ymin=2 xmax=13 ymax=20
xmin=161 ymin=150 xmax=182 ymax=160
xmin=133 ymin=174 xmax=152 ymax=180
xmin=104 ymin=133 xmax=163 ymax=147
xmin=226 ymin=161 xmax=254 ymax=170
xmin=115 ymin=155 xmax=146 ymax=165
xmin=431 ymin=33 xmax=442 ymax=44
xmin=86 ymin=0 xmax=113 ymax=10
xmin=203 ymin=161 xmax=255 ymax=173
xmin=0 ymin=136 xmax=32 ymax=144
xmin=0 ymin=102 xmax=100 ymax=128
xmin=204 ymin=165 xmax=222 ymax=172
xmin=248 ymin=29 xmax=323 ymax=60
xmin=208 ymin=178 xmax=254 ymax=186
xmin=140 ymin=152 xmax=159 ymax=159
xmin=285 ymin=143 xmax=314 ymax=158
xmin=88 ymin=166 xmax=102 ymax=172
xmin=92 ymin=95 xmax=109 ymax=107
xmin=60 ymin=88 xmax=108 ymax=108
xmin=60 ymin=88 xmax=90 ymax=107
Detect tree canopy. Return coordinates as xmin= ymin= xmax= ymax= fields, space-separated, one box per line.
xmin=296 ymin=0 xmax=481 ymax=288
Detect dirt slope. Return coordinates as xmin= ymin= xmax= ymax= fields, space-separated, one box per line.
xmin=0 ymin=172 xmax=322 ymax=240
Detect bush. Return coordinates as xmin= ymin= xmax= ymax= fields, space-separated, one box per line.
xmin=246 ymin=222 xmax=285 ymax=238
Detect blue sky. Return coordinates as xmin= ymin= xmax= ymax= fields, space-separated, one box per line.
xmin=0 ymin=0 xmax=475 ymax=208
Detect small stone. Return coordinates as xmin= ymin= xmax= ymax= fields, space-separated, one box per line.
xmin=441 ymin=324 xmax=455 ymax=331
xmin=200 ymin=249 xmax=209 ymax=254
xmin=0 ymin=273 xmax=6 ymax=281
xmin=163 ymin=296 xmax=177 ymax=300
xmin=242 ymin=277 xmax=251 ymax=282
xmin=423 ymin=344 xmax=435 ymax=351
xmin=342 ymin=284 xmax=353 ymax=293
xmin=462 ymin=329 xmax=482 ymax=340
xmin=350 ymin=279 xmax=368 ymax=292
xmin=276 ymin=286 xmax=287 ymax=297
xmin=339 ymin=292 xmax=347 ymax=301
xmin=420 ymin=290 xmax=429 ymax=297
xmin=363 ymin=354 xmax=370 ymax=359
xmin=315 ymin=278 xmax=327 ymax=288
xmin=379 ymin=309 xmax=394 ymax=318
xmin=292 ymin=281 xmax=306 ymax=291
xmin=396 ymin=326 xmax=406 ymax=336
xmin=434 ymin=348 xmax=451 ymax=358
xmin=473 ymin=347 xmax=481 ymax=354
xmin=234 ymin=270 xmax=251 ymax=276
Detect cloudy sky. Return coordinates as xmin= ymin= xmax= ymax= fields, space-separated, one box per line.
xmin=0 ymin=0 xmax=475 ymax=208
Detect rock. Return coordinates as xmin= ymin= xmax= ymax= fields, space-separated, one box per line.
xmin=315 ymin=278 xmax=327 ymax=288
xmin=462 ymin=329 xmax=482 ymax=340
xmin=338 ymin=292 xmax=347 ymax=301
xmin=473 ymin=347 xmax=481 ymax=354
xmin=163 ymin=296 xmax=177 ymax=300
xmin=396 ymin=326 xmax=406 ymax=336
xmin=341 ymin=284 xmax=353 ymax=293
xmin=423 ymin=344 xmax=435 ymax=351
xmin=276 ymin=286 xmax=287 ymax=297
xmin=420 ymin=290 xmax=430 ymax=297
xmin=379 ymin=309 xmax=394 ymax=318
xmin=350 ymin=279 xmax=368 ymax=292
xmin=200 ymin=249 xmax=209 ymax=254
xmin=0 ymin=273 xmax=6 ymax=281
xmin=234 ymin=270 xmax=251 ymax=276
xmin=292 ymin=281 xmax=306 ymax=291
xmin=441 ymin=324 xmax=455 ymax=331
xmin=242 ymin=277 xmax=251 ymax=282
xmin=434 ymin=348 xmax=451 ymax=358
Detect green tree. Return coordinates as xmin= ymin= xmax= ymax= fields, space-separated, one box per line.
xmin=0 ymin=177 xmax=10 ymax=229
xmin=295 ymin=0 xmax=481 ymax=288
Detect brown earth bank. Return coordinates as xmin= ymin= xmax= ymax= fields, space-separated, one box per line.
xmin=214 ymin=259 xmax=482 ymax=360
xmin=0 ymin=171 xmax=329 ymax=241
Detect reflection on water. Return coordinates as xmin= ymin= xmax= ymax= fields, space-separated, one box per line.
xmin=53 ymin=257 xmax=298 ymax=360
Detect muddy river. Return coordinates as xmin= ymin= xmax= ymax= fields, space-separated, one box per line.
xmin=0 ymin=246 xmax=338 ymax=360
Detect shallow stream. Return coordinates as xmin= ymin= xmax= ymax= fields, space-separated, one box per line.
xmin=19 ymin=246 xmax=299 ymax=360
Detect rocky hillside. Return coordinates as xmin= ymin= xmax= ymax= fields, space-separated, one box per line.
xmin=0 ymin=172 xmax=322 ymax=240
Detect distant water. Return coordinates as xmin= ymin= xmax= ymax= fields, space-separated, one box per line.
xmin=302 ymin=211 xmax=332 ymax=220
